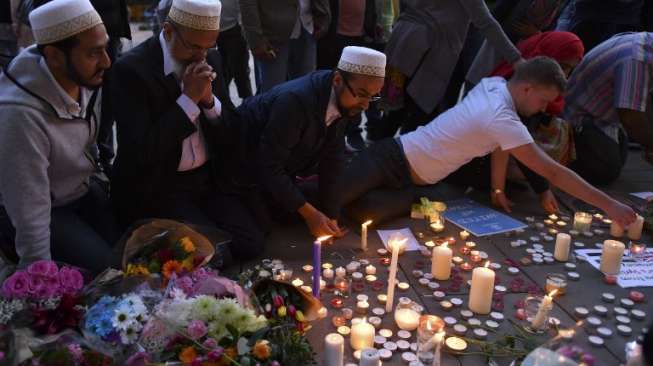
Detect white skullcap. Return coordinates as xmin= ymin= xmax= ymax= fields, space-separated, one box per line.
xmin=338 ymin=46 xmax=386 ymax=78
xmin=29 ymin=0 xmax=103 ymax=45
xmin=169 ymin=0 xmax=222 ymax=31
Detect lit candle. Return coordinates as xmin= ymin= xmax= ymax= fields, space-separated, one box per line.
xmin=600 ymin=240 xmax=625 ymax=275
xmin=356 ymin=300 xmax=370 ymax=315
xmin=350 ymin=318 xmax=375 ymax=350
xmin=460 ymin=262 xmax=473 ymax=271
xmin=335 ymin=266 xmax=346 ymax=278
xmin=365 ymin=265 xmax=377 ymax=275
xmin=468 ymin=262 xmax=495 ymax=314
xmin=312 ymin=236 xmax=331 ymax=297
xmin=324 ymin=333 xmax=344 ymax=366
xmin=629 ymin=242 xmax=647 ymax=258
xmin=323 ymin=268 xmax=334 ymax=280
xmin=361 ymin=219 xmax=372 ymax=251
xmin=554 ymin=233 xmax=571 ymax=262
xmin=549 ymin=214 xmax=559 ymax=221
xmin=628 ymin=215 xmax=644 ymax=240
xmin=394 ymin=302 xmax=420 ymax=330
xmin=460 ymin=230 xmax=470 ymax=240
xmin=430 ymin=219 xmax=445 ymax=233
xmin=465 ymin=241 xmax=477 ymax=249
xmin=359 ymin=348 xmax=380 ymax=366
xmin=431 ymin=243 xmax=453 ymax=280
xmin=291 ymin=278 xmax=304 ymax=287
xmin=531 ymin=290 xmax=557 ymax=330
xmin=386 ymin=236 xmax=407 ymax=312
xmin=416 ymin=315 xmax=445 ymax=365
xmin=610 ymin=220 xmax=624 ymax=238
xmin=573 ymin=212 xmax=593 ymax=232
xmin=330 ymin=297 xmax=344 ymax=309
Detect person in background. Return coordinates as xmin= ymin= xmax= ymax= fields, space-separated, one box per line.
xmin=564 ymin=32 xmax=653 ymax=185
xmin=1 ymin=0 xmax=18 ymax=67
xmin=217 ymin=0 xmax=252 ymax=104
xmin=240 ymin=0 xmax=330 ymax=93
xmin=0 ymin=0 xmax=118 ymax=273
xmin=447 ymin=31 xmax=585 ymax=214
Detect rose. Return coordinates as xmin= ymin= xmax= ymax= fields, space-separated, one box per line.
xmin=202 ymin=338 xmax=218 ymax=349
xmin=27 ymin=260 xmax=58 ymax=278
xmin=187 ymin=319 xmax=207 ymax=340
xmin=2 ymin=270 xmax=29 ymax=298
xmin=59 ymin=267 xmax=83 ymax=293
xmin=28 ymin=275 xmax=60 ymax=299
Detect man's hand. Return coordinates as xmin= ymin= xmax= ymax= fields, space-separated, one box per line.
xmin=605 ymin=200 xmax=637 ymax=228
xmin=491 ymin=190 xmax=514 ymax=213
xmin=539 ymin=190 xmax=559 ymax=214
xmin=182 ymin=62 xmax=214 ymax=104
xmin=299 ymin=203 xmax=344 ymax=238
xmin=251 ymin=41 xmax=276 ymax=61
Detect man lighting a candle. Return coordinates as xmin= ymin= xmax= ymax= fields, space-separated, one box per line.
xmin=340 ymin=57 xmax=637 ymax=229
xmin=232 ymin=46 xmax=386 ymax=238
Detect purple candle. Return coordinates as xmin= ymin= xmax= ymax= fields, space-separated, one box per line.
xmin=313 ymin=236 xmax=331 ymax=297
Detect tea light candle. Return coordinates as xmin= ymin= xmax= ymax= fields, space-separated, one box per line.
xmin=365 ymin=265 xmax=377 ymax=275
xmin=346 ymin=261 xmax=360 ymax=273
xmin=300 ymin=285 xmax=312 ymax=293
xmin=342 ymin=308 xmax=354 ymax=319
xmin=397 ymin=282 xmax=410 ymax=291
xmin=365 ymin=275 xmax=377 ymax=283
xmin=377 ymin=248 xmax=388 ymax=256
xmin=545 ymin=273 xmax=567 ymax=295
xmin=356 ymin=300 xmax=370 ymax=315
xmin=610 ymin=220 xmax=624 ymax=238
xmin=352 ymin=272 xmax=364 ymax=282
xmin=394 ymin=303 xmax=420 ymax=331
xmin=291 ymin=278 xmax=304 ymax=287
xmin=628 ymin=215 xmax=644 ymax=240
xmin=600 ymin=240 xmax=625 ymax=275
xmin=379 ymin=257 xmax=390 ymax=266
xmin=470 ymin=254 xmax=482 ymax=263
xmin=460 ymin=230 xmax=470 ymax=240
xmin=335 ymin=266 xmax=346 ymax=278
xmin=337 ymin=325 xmax=350 ymax=336
xmin=544 ymin=219 xmax=554 ymax=225
xmin=629 ymin=242 xmax=647 ymax=258
xmin=440 ymin=300 xmax=453 ymax=311
xmin=368 ymin=316 xmax=382 ymax=328
xmin=473 ymin=328 xmax=488 ymax=339
xmin=323 ymin=268 xmax=334 ymax=280
xmin=573 ymin=212 xmax=593 ymax=232
xmin=359 ymin=348 xmax=380 ymax=366
xmin=331 ymin=297 xmax=344 ymax=309
xmin=431 ymin=243 xmax=453 ymax=280
xmin=531 ymin=290 xmax=557 ymax=330
xmin=430 ymin=219 xmax=445 ymax=233
xmin=350 ymin=318 xmax=375 ymax=350
xmin=324 ymin=333 xmax=344 ymax=366
xmin=554 ymin=233 xmax=571 ymax=262
xmin=446 ymin=337 xmax=468 ymax=352
xmin=460 ymin=262 xmax=473 ymax=271
xmin=377 ymin=294 xmax=387 ymax=304
xmin=468 ymin=262 xmax=495 ymax=314
xmin=361 ymin=220 xmax=372 ymax=251
xmin=332 ymin=315 xmax=346 ymax=327
xmin=549 ymin=214 xmax=559 ymax=221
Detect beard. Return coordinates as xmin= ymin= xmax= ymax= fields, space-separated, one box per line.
xmin=335 ymin=86 xmax=363 ymax=118
xmin=63 ymin=54 xmax=104 ymax=90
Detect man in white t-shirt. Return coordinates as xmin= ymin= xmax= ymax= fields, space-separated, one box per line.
xmin=340 ymin=57 xmax=636 ymax=228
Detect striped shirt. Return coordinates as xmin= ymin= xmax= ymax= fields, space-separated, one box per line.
xmin=563 ymin=32 xmax=653 ymax=142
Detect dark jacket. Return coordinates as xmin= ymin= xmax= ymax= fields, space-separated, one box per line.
xmin=110 ymin=36 xmax=237 ymax=224
xmin=235 ymin=70 xmax=347 ymax=218
xmin=326 ymin=0 xmax=377 ymax=40
xmin=91 ymin=0 xmax=131 ymax=39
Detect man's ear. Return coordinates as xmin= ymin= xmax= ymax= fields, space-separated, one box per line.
xmin=42 ymin=45 xmax=66 ymax=69
xmin=162 ymin=22 xmax=173 ymax=41
xmin=332 ymin=70 xmax=343 ymax=88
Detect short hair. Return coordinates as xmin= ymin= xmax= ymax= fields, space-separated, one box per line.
xmin=511 ymin=56 xmax=567 ymax=92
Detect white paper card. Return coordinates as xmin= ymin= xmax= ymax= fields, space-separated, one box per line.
xmin=377 ymin=228 xmax=421 ymax=252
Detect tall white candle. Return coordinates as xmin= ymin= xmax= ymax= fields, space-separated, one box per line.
xmin=610 ymin=220 xmax=624 ymax=237
xmin=386 ymin=237 xmax=406 ymax=312
xmin=433 ymin=330 xmax=445 ymax=366
xmin=554 ymin=233 xmax=571 ymax=262
xmin=531 ymin=290 xmax=556 ymax=330
xmin=468 ymin=262 xmax=495 ymax=314
xmin=358 ymin=348 xmax=380 ymax=366
xmin=431 ymin=243 xmax=453 ymax=280
xmin=324 ymin=333 xmax=344 ymax=366
xmin=628 ymin=215 xmax=644 ymax=241
xmin=350 ymin=318 xmax=375 ymax=350
xmin=600 ymin=240 xmax=625 ymax=275
xmin=361 ymin=220 xmax=372 ymax=251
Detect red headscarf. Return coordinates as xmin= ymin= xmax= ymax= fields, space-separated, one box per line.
xmin=491 ymin=31 xmax=584 ymax=116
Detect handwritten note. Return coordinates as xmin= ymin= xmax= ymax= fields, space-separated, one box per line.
xmin=575 ymin=248 xmax=653 ymax=288
xmin=377 ymin=228 xmax=421 ymax=252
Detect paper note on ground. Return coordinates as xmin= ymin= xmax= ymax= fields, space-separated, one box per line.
xmin=377 ymin=228 xmax=421 ymax=251
xmin=575 ymin=248 xmax=653 ymax=288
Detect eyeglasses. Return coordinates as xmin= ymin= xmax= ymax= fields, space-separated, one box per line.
xmin=170 ymin=23 xmax=216 ymax=53
xmin=342 ymin=76 xmax=382 ymax=102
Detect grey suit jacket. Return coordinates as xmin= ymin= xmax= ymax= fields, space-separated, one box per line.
xmin=239 ymin=0 xmax=330 ymax=49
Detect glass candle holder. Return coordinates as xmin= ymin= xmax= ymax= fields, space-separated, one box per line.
xmin=394 ymin=297 xmax=421 ymax=331
xmin=334 ymin=276 xmax=351 ymax=298
xmin=524 ymin=295 xmax=551 ymax=333
xmin=545 ymin=273 xmax=567 ymax=296
xmin=573 ymin=212 xmax=593 ymax=232
xmin=629 ymin=242 xmax=647 ymax=259
xmin=417 ymin=315 xmax=445 ymax=365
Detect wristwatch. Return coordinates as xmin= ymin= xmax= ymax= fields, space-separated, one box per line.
xmin=493 ymin=188 xmax=504 ymax=195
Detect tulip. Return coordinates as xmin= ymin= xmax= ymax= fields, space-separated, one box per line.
xmin=277 ymin=306 xmax=287 ymax=317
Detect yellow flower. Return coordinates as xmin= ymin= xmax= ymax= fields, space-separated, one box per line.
xmin=252 ymin=340 xmax=271 ymax=360
xmin=179 ymin=346 xmax=197 ymax=364
xmin=182 ymin=257 xmax=195 ymax=271
xmin=125 ymin=264 xmax=149 ymax=276
xmin=295 ymin=310 xmax=305 ymax=322
xmin=179 ymin=237 xmax=196 ymax=253
xmin=277 ymin=306 xmax=287 ymax=317
xmin=162 ymin=260 xmax=183 ymax=279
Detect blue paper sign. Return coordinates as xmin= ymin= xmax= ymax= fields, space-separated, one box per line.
xmin=442 ymin=198 xmax=527 ymax=237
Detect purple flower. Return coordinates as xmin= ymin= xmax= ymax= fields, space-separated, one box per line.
xmin=202 ymin=338 xmax=218 ymax=349
xmin=26 ymin=260 xmax=58 ymax=278
xmin=67 ymin=344 xmax=83 ymax=363
xmin=176 ymin=276 xmax=194 ymax=295
xmin=58 ymin=267 xmax=83 ymax=293
xmin=2 ymin=270 xmax=29 ymax=298
xmin=187 ymin=319 xmax=207 ymax=340
xmin=581 ymin=353 xmax=595 ymax=366
xmin=207 ymin=347 xmax=224 ymax=361
xmin=270 ymin=361 xmax=281 ymax=366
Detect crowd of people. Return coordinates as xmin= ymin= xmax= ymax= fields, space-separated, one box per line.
xmin=0 ymin=0 xmax=651 ymax=275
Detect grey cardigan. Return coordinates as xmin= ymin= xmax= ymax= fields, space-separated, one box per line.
xmin=385 ymin=0 xmax=520 ymax=114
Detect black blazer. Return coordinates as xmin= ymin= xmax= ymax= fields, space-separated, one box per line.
xmin=235 ymin=70 xmax=348 ymax=219
xmin=110 ymin=36 xmax=237 ymax=223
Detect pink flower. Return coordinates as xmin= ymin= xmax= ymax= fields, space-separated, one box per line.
xmin=58 ymin=267 xmax=83 ymax=293
xmin=67 ymin=344 xmax=83 ymax=363
xmin=26 ymin=260 xmax=58 ymax=278
xmin=175 ymin=276 xmax=194 ymax=295
xmin=28 ymin=276 xmax=59 ymax=299
xmin=202 ymin=338 xmax=218 ymax=349
xmin=2 ymin=270 xmax=29 ymax=298
xmin=187 ymin=320 xmax=207 ymax=340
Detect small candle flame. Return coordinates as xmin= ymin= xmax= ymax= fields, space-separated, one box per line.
xmin=362 ymin=220 xmax=373 ymax=227
xmin=316 ymin=235 xmax=332 ymax=243
xmin=484 ymin=261 xmax=491 ymax=268
xmin=548 ymin=289 xmax=559 ymax=297
xmin=389 ymin=237 xmax=408 ymax=251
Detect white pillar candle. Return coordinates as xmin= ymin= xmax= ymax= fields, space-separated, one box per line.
xmin=468 ymin=262 xmax=495 ymax=315
xmin=554 ymin=233 xmax=571 ymax=262
xmin=361 ymin=220 xmax=372 ymax=251
xmin=324 ymin=333 xmax=344 ymax=366
xmin=351 ymin=318 xmax=375 ymax=350
xmin=531 ymin=290 xmax=556 ymax=330
xmin=358 ymin=348 xmax=380 ymax=366
xmin=431 ymin=244 xmax=453 ymax=280
xmin=610 ymin=220 xmax=624 ymax=238
xmin=600 ymin=240 xmax=625 ymax=275
xmin=385 ymin=237 xmax=407 ymax=312
xmin=628 ymin=215 xmax=644 ymax=241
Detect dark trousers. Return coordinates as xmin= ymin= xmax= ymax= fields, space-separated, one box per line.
xmin=0 ymin=178 xmax=119 ymax=274
xmin=145 ymin=165 xmax=265 ymax=261
xmin=570 ymin=20 xmax=639 ymax=52
xmin=340 ymin=138 xmax=421 ymax=224
xmin=217 ymin=25 xmax=253 ymax=101
xmin=366 ymin=92 xmax=440 ymax=141
xmin=569 ymin=119 xmax=629 ymax=185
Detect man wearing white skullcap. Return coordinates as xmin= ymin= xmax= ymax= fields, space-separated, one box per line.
xmin=233 ymin=46 xmax=385 ymax=239
xmin=0 ymin=0 xmax=118 ymax=273
xmin=111 ymin=0 xmax=264 ymax=262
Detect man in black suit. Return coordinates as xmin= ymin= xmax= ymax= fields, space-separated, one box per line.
xmin=110 ymin=0 xmax=263 ymax=260
xmin=235 ymin=46 xmax=386 ymax=239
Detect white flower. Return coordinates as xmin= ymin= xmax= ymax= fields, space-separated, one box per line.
xmin=112 ymin=308 xmax=136 ymax=331
xmin=170 ymin=288 xmax=187 ymax=300
xmin=120 ymin=326 xmax=140 ymax=344
xmin=156 ymin=298 xmax=192 ymax=327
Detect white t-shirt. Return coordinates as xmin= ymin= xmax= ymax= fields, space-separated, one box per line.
xmin=400 ymin=77 xmax=534 ymax=185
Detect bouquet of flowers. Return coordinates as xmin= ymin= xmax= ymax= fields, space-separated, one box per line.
xmin=121 ymin=219 xmax=215 ymax=282
xmin=18 ymin=340 xmax=114 ymax=366
xmin=83 ymin=293 xmax=150 ymax=347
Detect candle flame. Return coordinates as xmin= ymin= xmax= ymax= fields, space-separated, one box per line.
xmin=426 ymin=320 xmax=432 ymax=331
xmin=316 ymin=235 xmax=332 ymax=243
xmin=362 ymin=220 xmax=373 ymax=227
xmin=549 ymin=289 xmax=559 ymax=297
xmin=484 ymin=261 xmax=491 ymax=268
xmin=389 ymin=237 xmax=408 ymax=250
